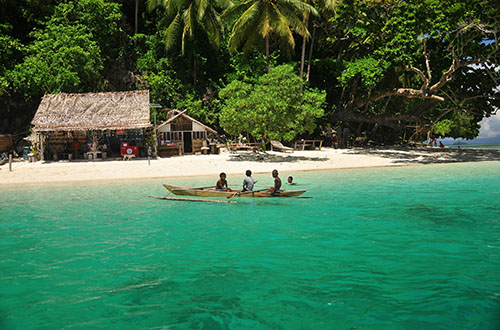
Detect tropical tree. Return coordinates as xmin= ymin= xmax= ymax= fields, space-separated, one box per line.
xmin=299 ymin=0 xmax=336 ymax=83
xmin=224 ymin=0 xmax=318 ymax=72
xmin=219 ymin=65 xmax=325 ymax=144
xmin=321 ymin=0 xmax=500 ymax=142
xmin=147 ymin=0 xmax=230 ymax=87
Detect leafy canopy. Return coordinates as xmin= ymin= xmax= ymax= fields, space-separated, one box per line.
xmin=219 ymin=64 xmax=325 ymax=142
xmin=224 ymin=0 xmax=317 ymax=56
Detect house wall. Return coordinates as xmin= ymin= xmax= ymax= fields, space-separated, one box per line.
xmin=157 ymin=119 xmax=210 ymax=154
xmin=193 ymin=122 xmax=205 ymax=131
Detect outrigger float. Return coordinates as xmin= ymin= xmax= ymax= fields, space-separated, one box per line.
xmin=148 ymin=184 xmax=308 ymax=204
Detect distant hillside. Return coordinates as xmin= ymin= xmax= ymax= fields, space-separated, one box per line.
xmin=444 ymin=135 xmax=500 ymax=145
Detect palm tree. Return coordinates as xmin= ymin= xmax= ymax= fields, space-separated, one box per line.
xmin=299 ymin=0 xmax=336 ymax=83
xmin=147 ymin=0 xmax=229 ymax=84
xmin=224 ymin=0 xmax=318 ymax=73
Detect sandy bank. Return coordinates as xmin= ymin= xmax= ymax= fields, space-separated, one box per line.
xmin=1 ymin=147 xmax=499 ymax=185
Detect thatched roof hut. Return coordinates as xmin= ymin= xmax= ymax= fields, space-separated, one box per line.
xmin=32 ymin=90 xmax=151 ymax=131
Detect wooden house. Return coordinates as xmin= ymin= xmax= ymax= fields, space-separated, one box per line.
xmin=156 ymin=109 xmax=217 ymax=156
xmin=31 ymin=90 xmax=151 ymax=161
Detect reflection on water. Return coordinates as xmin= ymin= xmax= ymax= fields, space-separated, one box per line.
xmin=1 ymin=162 xmax=500 ymax=329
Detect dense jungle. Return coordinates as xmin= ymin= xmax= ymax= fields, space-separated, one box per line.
xmin=1 ymin=0 xmax=499 ymax=144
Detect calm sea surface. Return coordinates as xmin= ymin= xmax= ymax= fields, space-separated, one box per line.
xmin=1 ymin=162 xmax=500 ymax=329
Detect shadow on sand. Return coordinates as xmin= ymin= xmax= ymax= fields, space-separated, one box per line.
xmin=347 ymin=147 xmax=500 ymax=164
xmin=228 ymin=152 xmax=328 ymax=163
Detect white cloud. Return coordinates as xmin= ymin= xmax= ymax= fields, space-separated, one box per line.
xmin=479 ymin=112 xmax=500 ymax=138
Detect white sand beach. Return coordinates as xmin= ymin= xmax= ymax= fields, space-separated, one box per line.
xmin=1 ymin=147 xmax=500 ymax=185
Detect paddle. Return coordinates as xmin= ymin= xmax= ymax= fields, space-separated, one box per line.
xmin=226 ymin=188 xmax=267 ymax=199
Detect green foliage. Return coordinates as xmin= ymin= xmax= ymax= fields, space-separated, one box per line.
xmin=339 ymin=57 xmax=390 ymax=87
xmin=0 ymin=0 xmax=497 ymax=143
xmin=433 ymin=112 xmax=480 ymax=140
xmin=219 ymin=65 xmax=325 ymax=143
xmin=147 ymin=0 xmax=229 ymax=54
xmin=176 ymin=93 xmax=220 ymax=126
xmin=224 ymin=0 xmax=318 ymax=69
xmin=136 ymin=56 xmax=182 ymax=110
xmin=10 ymin=24 xmax=103 ymax=98
xmin=0 ymin=24 xmax=23 ymax=97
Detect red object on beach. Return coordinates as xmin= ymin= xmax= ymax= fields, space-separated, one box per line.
xmin=120 ymin=143 xmax=138 ymax=157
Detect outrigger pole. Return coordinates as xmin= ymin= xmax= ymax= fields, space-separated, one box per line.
xmin=148 ymin=195 xmax=237 ymax=204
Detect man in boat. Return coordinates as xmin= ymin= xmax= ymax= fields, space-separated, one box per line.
xmin=216 ymin=172 xmax=232 ymax=192
xmin=242 ymin=170 xmax=255 ymax=192
xmin=268 ymin=169 xmax=282 ymax=193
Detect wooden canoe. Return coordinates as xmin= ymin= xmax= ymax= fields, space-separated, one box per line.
xmin=163 ymin=184 xmax=306 ymax=198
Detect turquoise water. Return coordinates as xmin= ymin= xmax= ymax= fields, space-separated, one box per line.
xmin=1 ymin=162 xmax=500 ymax=329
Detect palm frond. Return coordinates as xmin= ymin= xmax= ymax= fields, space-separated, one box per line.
xmin=146 ymin=0 xmax=166 ymax=12
xmin=275 ymin=2 xmax=310 ymax=38
xmin=222 ymin=1 xmax=253 ymax=22
xmin=197 ymin=0 xmax=209 ymax=21
xmin=268 ymin=3 xmax=295 ymax=48
xmin=260 ymin=3 xmax=272 ymax=38
xmin=202 ymin=7 xmax=223 ymax=47
xmin=182 ymin=2 xmax=196 ymax=39
xmin=279 ymin=0 xmax=318 ymax=18
xmin=228 ymin=1 xmax=262 ymax=53
xmin=321 ymin=0 xmax=337 ymax=12
xmin=165 ymin=13 xmax=184 ymax=52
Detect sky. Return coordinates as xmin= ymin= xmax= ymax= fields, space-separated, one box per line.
xmin=478 ymin=112 xmax=500 ymax=139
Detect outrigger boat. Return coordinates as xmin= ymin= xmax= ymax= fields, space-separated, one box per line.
xmin=163 ymin=184 xmax=307 ymax=198
xmin=148 ymin=184 xmax=308 ymax=204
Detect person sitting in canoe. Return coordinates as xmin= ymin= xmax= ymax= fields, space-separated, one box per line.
xmin=268 ymin=169 xmax=282 ymax=193
xmin=242 ymin=170 xmax=255 ymax=192
xmin=216 ymin=172 xmax=232 ymax=192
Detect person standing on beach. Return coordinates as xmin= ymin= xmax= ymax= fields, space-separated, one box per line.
xmin=242 ymin=170 xmax=255 ymax=192
xmin=268 ymin=169 xmax=282 ymax=193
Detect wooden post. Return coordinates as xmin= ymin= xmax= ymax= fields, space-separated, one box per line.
xmin=9 ymin=154 xmax=12 ymax=171
xmin=39 ymin=132 xmax=45 ymax=162
xmin=154 ymin=113 xmax=158 ymax=157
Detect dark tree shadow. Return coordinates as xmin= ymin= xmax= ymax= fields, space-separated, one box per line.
xmin=228 ymin=152 xmax=328 ymax=163
xmin=347 ymin=146 xmax=500 ymax=164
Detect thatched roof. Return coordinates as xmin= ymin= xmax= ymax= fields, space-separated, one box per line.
xmin=32 ymin=90 xmax=151 ymax=131
xmin=157 ymin=109 xmax=217 ymax=134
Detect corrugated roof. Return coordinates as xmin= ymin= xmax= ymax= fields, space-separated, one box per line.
xmin=32 ymin=90 xmax=151 ymax=131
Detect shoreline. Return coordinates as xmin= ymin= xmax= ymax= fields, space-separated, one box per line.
xmin=1 ymin=147 xmax=499 ymax=186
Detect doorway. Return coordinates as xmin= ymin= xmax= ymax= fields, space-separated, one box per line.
xmin=183 ymin=132 xmax=192 ymax=153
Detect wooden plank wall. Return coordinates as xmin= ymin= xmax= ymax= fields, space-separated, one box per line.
xmin=192 ymin=139 xmax=203 ymax=153
xmin=0 ymin=135 xmax=13 ymax=152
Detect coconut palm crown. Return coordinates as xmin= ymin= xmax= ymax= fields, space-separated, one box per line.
xmin=224 ymin=0 xmax=318 ymax=71
xmin=147 ymin=0 xmax=231 ymax=54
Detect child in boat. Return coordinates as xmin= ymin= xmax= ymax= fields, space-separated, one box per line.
xmin=268 ymin=169 xmax=282 ymax=193
xmin=216 ymin=172 xmax=232 ymax=192
xmin=242 ymin=170 xmax=255 ymax=192
xmin=287 ymin=176 xmax=296 ymax=185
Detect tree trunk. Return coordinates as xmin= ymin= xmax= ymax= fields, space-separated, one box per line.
xmin=306 ymin=24 xmax=316 ymax=82
xmin=266 ymin=35 xmax=270 ymax=73
xmin=299 ymin=16 xmax=309 ymax=87
xmin=193 ymin=55 xmax=197 ymax=87
xmin=134 ymin=0 xmax=139 ymax=47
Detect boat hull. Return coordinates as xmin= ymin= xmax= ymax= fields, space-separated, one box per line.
xmin=163 ymin=184 xmax=306 ymax=198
